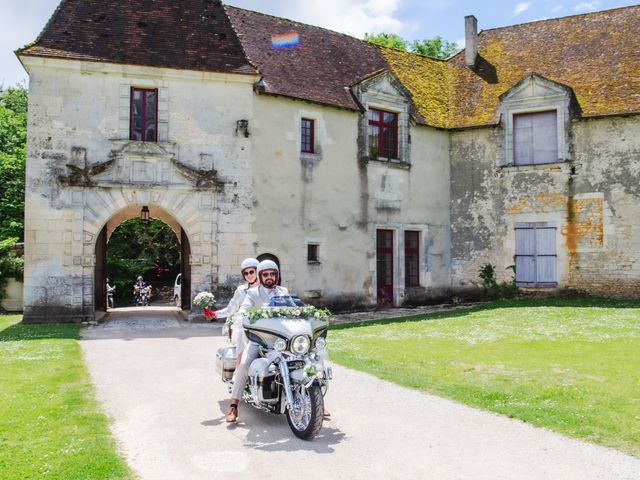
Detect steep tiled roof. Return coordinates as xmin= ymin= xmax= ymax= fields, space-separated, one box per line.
xmin=380 ymin=49 xmax=451 ymax=129
xmin=224 ymin=6 xmax=388 ymax=111
xmin=18 ymin=0 xmax=255 ymax=75
xmin=447 ymin=6 xmax=640 ymax=127
xmin=17 ymin=2 xmax=640 ymax=128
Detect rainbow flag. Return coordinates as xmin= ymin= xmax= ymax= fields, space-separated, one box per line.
xmin=271 ymin=31 xmax=300 ymax=49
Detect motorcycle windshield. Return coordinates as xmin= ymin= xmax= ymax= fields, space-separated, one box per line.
xmin=268 ymin=295 xmax=305 ymax=308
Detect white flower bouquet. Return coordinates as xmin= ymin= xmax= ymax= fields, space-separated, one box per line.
xmin=193 ymin=291 xmax=216 ymax=309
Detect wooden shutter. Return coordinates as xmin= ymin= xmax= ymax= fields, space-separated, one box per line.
xmin=515 ymin=222 xmax=557 ymax=287
xmin=515 ymin=226 xmax=536 ymax=284
xmin=536 ymin=226 xmax=557 ymax=284
xmin=514 ymin=111 xmax=557 ymax=165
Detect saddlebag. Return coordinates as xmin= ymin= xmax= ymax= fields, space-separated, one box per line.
xmin=216 ymin=346 xmax=237 ymax=381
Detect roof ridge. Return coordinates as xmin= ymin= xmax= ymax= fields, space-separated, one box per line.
xmin=478 ymin=4 xmax=640 ymax=35
xmin=225 ymin=4 xmax=452 ymax=63
xmin=225 ymin=4 xmax=382 ymax=48
xmin=221 ymin=4 xmax=259 ymax=74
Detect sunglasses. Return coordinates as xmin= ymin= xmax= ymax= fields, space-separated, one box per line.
xmin=242 ymin=269 xmax=256 ymax=277
xmin=260 ymin=271 xmax=277 ymax=278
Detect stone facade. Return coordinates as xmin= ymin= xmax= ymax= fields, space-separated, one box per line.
xmin=450 ymin=114 xmax=640 ymax=297
xmin=19 ymin=56 xmax=451 ymax=322
xmin=16 ymin=3 xmax=640 ymax=321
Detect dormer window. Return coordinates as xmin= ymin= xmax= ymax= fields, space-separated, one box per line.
xmin=513 ymin=110 xmax=558 ymax=165
xmin=368 ymin=108 xmax=398 ymax=160
xmin=130 ymin=87 xmax=158 ymax=142
xmin=498 ymin=74 xmax=573 ymax=167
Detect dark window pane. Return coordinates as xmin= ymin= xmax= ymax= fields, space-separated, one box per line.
xmin=307 ymin=244 xmax=319 ymax=263
xmin=301 ymin=118 xmax=314 ymax=153
xmin=130 ymin=87 xmax=158 ymax=142
xmin=404 ymin=231 xmax=420 ymax=287
xmin=368 ymin=108 xmax=399 ymax=160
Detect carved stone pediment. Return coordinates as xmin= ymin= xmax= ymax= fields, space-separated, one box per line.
xmin=58 ymin=141 xmax=225 ymax=190
xmin=351 ymin=70 xmax=412 ymax=104
xmin=500 ymin=73 xmax=574 ymax=103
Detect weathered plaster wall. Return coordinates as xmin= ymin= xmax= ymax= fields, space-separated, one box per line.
xmin=1 ymin=279 xmax=23 ymax=312
xmin=22 ymin=57 xmax=258 ymax=322
xmin=248 ymin=96 xmax=451 ymax=308
xmin=450 ymin=114 xmax=640 ymax=296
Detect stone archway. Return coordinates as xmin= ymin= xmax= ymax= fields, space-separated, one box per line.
xmin=93 ymin=204 xmax=191 ymax=312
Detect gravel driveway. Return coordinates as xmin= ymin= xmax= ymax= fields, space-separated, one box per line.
xmin=80 ymin=308 xmax=640 ymax=480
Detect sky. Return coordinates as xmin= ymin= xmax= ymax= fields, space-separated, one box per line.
xmin=1 ymin=0 xmax=637 ymax=88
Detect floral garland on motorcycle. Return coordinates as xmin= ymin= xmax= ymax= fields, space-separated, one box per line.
xmin=247 ymin=305 xmax=331 ymax=324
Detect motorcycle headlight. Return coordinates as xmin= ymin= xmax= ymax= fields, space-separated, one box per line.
xmin=274 ymin=338 xmax=287 ymax=352
xmin=315 ymin=337 xmax=326 ymax=350
xmin=291 ymin=335 xmax=310 ymax=355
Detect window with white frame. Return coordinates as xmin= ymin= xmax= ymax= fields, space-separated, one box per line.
xmin=515 ymin=222 xmax=557 ymax=287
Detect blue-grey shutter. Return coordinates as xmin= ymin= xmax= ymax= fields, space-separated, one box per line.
xmin=514 ymin=111 xmax=557 ymax=165
xmin=536 ymin=226 xmax=557 ymax=283
xmin=514 ymin=115 xmax=534 ymax=165
xmin=532 ymin=111 xmax=557 ymax=164
xmin=515 ymin=226 xmax=536 ymax=284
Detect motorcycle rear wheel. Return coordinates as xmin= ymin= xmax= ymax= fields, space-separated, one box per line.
xmin=286 ymin=384 xmax=324 ymax=440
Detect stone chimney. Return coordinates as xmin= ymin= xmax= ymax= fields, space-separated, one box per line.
xmin=465 ymin=15 xmax=478 ymax=68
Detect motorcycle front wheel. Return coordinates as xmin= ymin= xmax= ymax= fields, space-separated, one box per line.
xmin=286 ymin=384 xmax=324 ymax=440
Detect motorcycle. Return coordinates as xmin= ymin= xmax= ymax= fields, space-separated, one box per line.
xmin=134 ymin=284 xmax=152 ymax=306
xmin=216 ymin=295 xmax=332 ymax=440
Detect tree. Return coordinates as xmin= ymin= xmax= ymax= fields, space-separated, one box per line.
xmin=365 ymin=33 xmax=459 ymax=59
xmin=363 ymin=32 xmax=408 ymax=52
xmin=0 ymin=86 xmax=27 ymax=241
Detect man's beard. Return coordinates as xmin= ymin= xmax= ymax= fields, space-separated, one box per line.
xmin=262 ymin=278 xmax=276 ymax=288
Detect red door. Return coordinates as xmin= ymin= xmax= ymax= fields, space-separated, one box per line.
xmin=376 ymin=229 xmax=394 ymax=307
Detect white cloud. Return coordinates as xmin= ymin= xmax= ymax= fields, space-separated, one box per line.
xmin=551 ymin=5 xmax=564 ymax=13
xmin=574 ymin=1 xmax=602 ymax=12
xmin=512 ymin=2 xmax=532 ymax=17
xmin=230 ymin=0 xmax=406 ymax=37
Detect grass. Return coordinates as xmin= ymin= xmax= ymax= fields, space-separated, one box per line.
xmin=0 ymin=315 xmax=134 ymax=479
xmin=329 ymin=297 xmax=640 ymax=457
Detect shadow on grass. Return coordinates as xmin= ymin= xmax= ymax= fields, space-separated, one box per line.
xmin=0 ymin=321 xmax=79 ymax=342
xmin=330 ymin=296 xmax=640 ymax=331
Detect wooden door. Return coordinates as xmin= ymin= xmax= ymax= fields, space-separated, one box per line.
xmin=180 ymin=228 xmax=191 ymax=309
xmin=376 ymin=229 xmax=394 ymax=307
xmin=94 ymin=225 xmax=107 ymax=311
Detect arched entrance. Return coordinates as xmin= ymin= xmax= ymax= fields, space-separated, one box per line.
xmin=94 ymin=205 xmax=191 ymax=312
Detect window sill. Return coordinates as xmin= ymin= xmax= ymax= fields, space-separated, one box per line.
xmin=367 ymin=156 xmax=410 ymax=169
xmin=300 ymin=152 xmax=322 ymax=161
xmin=500 ymin=161 xmax=572 ymax=174
xmin=517 ymin=283 xmax=558 ymax=289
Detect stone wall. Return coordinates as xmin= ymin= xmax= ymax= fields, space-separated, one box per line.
xmin=21 ymin=57 xmax=259 ymax=322
xmin=250 ymin=95 xmax=451 ymax=309
xmin=449 ymin=114 xmax=640 ymax=296
xmin=1 ymin=279 xmax=23 ymax=312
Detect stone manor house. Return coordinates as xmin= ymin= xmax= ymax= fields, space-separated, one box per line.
xmin=16 ymin=0 xmax=640 ymax=322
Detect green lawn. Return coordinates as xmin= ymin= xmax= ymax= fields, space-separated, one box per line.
xmin=0 ymin=315 xmax=133 ymax=480
xmin=330 ymin=298 xmax=640 ymax=457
